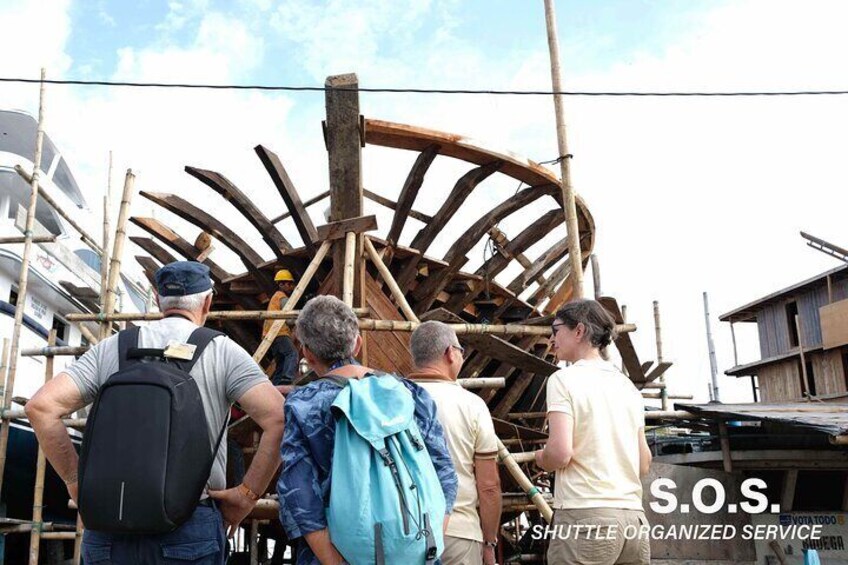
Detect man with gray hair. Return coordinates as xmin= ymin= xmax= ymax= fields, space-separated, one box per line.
xmin=26 ymin=261 xmax=284 ymax=563
xmin=277 ymin=295 xmax=458 ymax=565
xmin=409 ymin=321 xmax=502 ymax=565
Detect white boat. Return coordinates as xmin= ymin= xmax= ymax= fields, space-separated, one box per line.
xmin=0 ymin=109 xmax=149 ymax=551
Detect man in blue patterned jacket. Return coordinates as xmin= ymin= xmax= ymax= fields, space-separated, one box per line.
xmin=277 ymin=295 xmax=458 ymax=565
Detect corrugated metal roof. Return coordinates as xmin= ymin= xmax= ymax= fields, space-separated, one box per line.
xmin=676 ymin=402 xmax=848 ymax=437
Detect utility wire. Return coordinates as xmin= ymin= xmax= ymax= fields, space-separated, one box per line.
xmin=2 ymin=76 xmax=848 ymax=97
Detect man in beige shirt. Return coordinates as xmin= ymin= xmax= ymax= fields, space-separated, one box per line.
xmin=409 ymin=321 xmax=502 ymax=565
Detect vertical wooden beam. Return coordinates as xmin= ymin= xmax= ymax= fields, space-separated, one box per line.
xmin=718 ymin=420 xmax=733 ymax=473
xmin=543 ymin=0 xmax=584 ymax=299
xmin=29 ymin=330 xmax=56 ymax=565
xmin=795 ymin=314 xmax=811 ymax=397
xmin=0 ymin=69 xmax=47 ymax=497
xmin=591 ymin=254 xmax=601 ymax=299
xmin=730 ymin=320 xmax=739 ymax=367
xmin=653 ymin=300 xmax=668 ymax=411
xmin=325 ymin=73 xmax=363 ymax=301
xmin=781 ymin=470 xmax=798 ymax=512
xmin=343 ymin=232 xmax=356 ymax=307
xmin=100 ymin=151 xmax=113 ymax=324
xmin=827 ymin=274 xmax=834 ymax=304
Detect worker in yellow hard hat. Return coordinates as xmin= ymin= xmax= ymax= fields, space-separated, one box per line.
xmin=265 ymin=269 xmax=298 ymax=385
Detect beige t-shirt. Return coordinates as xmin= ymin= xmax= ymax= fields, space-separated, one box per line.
xmin=410 ymin=375 xmax=499 ymax=542
xmin=546 ymin=359 xmax=645 ymax=510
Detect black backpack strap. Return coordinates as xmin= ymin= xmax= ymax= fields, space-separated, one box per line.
xmin=172 ymin=327 xmax=225 ymax=373
xmin=117 ymin=327 xmax=141 ymax=372
xmin=321 ymin=374 xmax=349 ymax=388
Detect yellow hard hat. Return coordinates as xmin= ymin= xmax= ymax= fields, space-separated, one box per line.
xmin=275 ymin=269 xmax=295 ymax=282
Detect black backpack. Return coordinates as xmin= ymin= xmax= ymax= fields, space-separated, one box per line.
xmin=78 ymin=326 xmax=226 ymax=533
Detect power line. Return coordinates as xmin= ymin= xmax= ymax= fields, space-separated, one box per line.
xmin=2 ymin=76 xmax=848 ymax=97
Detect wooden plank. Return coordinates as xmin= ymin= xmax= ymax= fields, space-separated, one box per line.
xmin=364 ymin=189 xmax=432 ymax=225
xmin=645 ymin=361 xmax=673 ymax=383
xmin=445 ymin=209 xmax=564 ymax=313
xmin=255 ymin=144 xmax=319 ymax=252
xmin=316 ymin=215 xmax=378 ymax=242
xmin=507 ymin=237 xmax=568 ymax=295
xmin=442 ymin=183 xmax=557 ymax=266
xmin=597 ymin=296 xmax=646 ymax=382
xmin=271 ymin=190 xmax=329 ymax=223
xmin=820 ymin=299 xmax=848 ymax=350
xmin=412 ymin=254 xmax=469 ymax=314
xmin=385 ymin=143 xmax=439 ymax=247
xmin=140 ymin=191 xmax=265 ymax=266
xmin=185 ymin=166 xmax=292 ymax=257
xmin=396 ymin=160 xmax=504 ymax=289
xmin=129 ymin=236 xmax=179 ymax=267
xmin=781 ymin=469 xmax=798 ymax=511
xmin=129 ymin=217 xmax=231 ymax=283
xmin=325 ymin=74 xmax=364 ymax=302
xmin=527 ymin=260 xmax=570 ymax=306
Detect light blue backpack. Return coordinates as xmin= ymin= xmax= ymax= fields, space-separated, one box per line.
xmin=326 ymin=373 xmax=446 ymax=565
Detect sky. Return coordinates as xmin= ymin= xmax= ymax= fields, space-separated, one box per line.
xmin=2 ymin=0 xmax=847 ymax=404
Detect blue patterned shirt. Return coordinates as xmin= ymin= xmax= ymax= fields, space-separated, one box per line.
xmin=277 ymin=376 xmax=458 ymax=565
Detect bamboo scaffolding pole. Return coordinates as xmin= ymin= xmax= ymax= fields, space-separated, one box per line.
xmin=0 ymin=236 xmax=56 ymax=244
xmin=497 ymin=439 xmax=553 ymax=523
xmin=0 ymin=70 xmax=47 ymax=498
xmin=364 ymin=237 xmax=419 ymax=323
xmin=29 ymin=330 xmax=56 ymax=565
xmin=68 ymin=308 xmax=370 ymax=323
xmin=76 ymin=323 xmax=99 ymax=346
xmin=342 ymin=231 xmax=356 ymax=307
xmin=13 ymin=165 xmax=103 ymax=255
xmin=250 ymin=519 xmax=260 ymax=565
xmin=25 ymin=321 xmax=637 ymax=357
xmin=72 ymin=512 xmax=83 ymax=565
xmin=253 ymin=240 xmax=332 ymax=363
xmin=101 ymin=170 xmax=136 ymax=340
xmin=458 ymin=377 xmax=504 ymax=389
xmin=544 ymin=0 xmax=584 ymax=299
xmin=0 ymin=409 xmax=85 ymax=429
xmin=641 ymin=392 xmax=693 ymax=400
xmin=653 ymin=300 xmax=668 ymax=410
xmin=100 ymin=152 xmax=113 ymax=341
xmin=0 ymin=339 xmax=10 ymax=408
xmin=591 ymin=254 xmax=601 ymax=299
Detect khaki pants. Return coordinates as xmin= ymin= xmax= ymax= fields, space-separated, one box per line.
xmin=547 ymin=508 xmax=650 ymax=565
xmin=442 ymin=535 xmax=483 ymax=565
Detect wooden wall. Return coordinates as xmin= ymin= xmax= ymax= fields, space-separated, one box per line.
xmin=758 ymin=359 xmax=802 ymax=402
xmin=812 ymin=348 xmax=847 ymax=396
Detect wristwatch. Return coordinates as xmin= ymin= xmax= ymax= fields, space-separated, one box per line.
xmin=484 ymin=540 xmax=497 ymax=549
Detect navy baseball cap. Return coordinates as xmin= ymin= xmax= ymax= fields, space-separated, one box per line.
xmin=154 ymin=261 xmax=213 ymax=296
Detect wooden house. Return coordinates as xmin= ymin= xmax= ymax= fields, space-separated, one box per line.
xmin=720 ymin=265 xmax=848 ymax=402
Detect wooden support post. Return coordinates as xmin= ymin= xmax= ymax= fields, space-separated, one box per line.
xmin=591 ymin=254 xmax=601 ymax=299
xmin=653 ymin=300 xmax=668 ymax=411
xmin=76 ymin=324 xmax=99 ymax=346
xmin=29 ymin=330 xmax=56 ymax=565
xmin=249 ymin=519 xmax=259 ymax=565
xmin=827 ymin=274 xmax=834 ymax=304
xmin=730 ymin=320 xmax=739 ymax=367
xmin=497 ymin=439 xmax=553 ymax=523
xmin=0 ymin=70 xmax=47 ymax=498
xmin=72 ymin=513 xmax=83 ymax=565
xmin=543 ymin=0 xmax=584 ymax=300
xmin=101 ymin=169 xmax=136 ymax=339
xmin=343 ymin=231 xmax=356 ymax=307
xmin=253 ymin=240 xmax=332 ymax=363
xmin=325 ymin=73 xmax=363 ymax=301
xmin=781 ymin=469 xmax=798 ymax=512
xmin=364 ymin=238 xmax=419 ymax=323
xmin=718 ymin=421 xmax=733 ymax=473
xmin=795 ymin=314 xmax=812 ymax=397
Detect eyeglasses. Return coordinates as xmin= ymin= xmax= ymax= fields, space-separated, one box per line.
xmin=449 ymin=344 xmax=465 ymax=358
xmin=551 ymin=322 xmax=567 ymax=336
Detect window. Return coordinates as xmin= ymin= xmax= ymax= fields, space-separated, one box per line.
xmin=803 ymin=357 xmax=816 ymax=397
xmin=786 ymin=301 xmax=800 ymax=347
xmin=50 ymin=316 xmax=69 ymax=343
xmin=8 ymin=287 xmax=17 ymax=306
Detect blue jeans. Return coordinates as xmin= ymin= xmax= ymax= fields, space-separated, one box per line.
xmin=270 ymin=336 xmax=298 ymax=385
xmin=82 ymin=503 xmax=227 ymax=564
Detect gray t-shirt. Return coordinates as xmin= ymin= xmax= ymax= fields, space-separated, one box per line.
xmin=65 ymin=317 xmax=267 ymax=493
